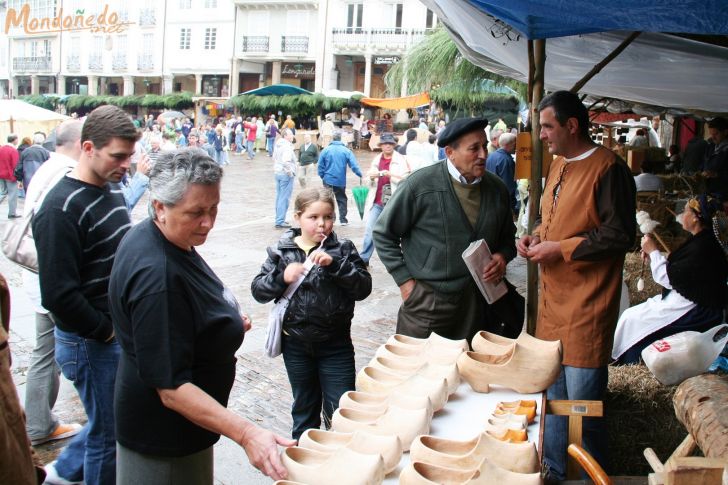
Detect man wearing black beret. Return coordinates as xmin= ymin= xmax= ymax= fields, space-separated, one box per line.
xmin=373 ymin=117 xmax=516 ymax=340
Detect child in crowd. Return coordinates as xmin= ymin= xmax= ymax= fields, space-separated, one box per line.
xmin=251 ymin=188 xmax=371 ymax=440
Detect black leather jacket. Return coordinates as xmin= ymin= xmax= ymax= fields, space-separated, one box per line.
xmin=251 ymin=229 xmax=372 ymax=343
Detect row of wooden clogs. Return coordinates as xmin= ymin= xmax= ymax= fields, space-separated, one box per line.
xmin=277 ymin=333 xmax=469 ymax=485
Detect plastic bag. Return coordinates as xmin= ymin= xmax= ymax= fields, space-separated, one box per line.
xmin=642 ymin=324 xmax=728 ymax=385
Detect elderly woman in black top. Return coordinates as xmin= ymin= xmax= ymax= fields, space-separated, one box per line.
xmin=612 ymin=194 xmax=728 ymax=364
xmin=109 ymin=149 xmax=294 ymax=484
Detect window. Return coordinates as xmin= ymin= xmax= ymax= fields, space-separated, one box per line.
xmin=142 ymin=33 xmax=154 ymax=55
xmin=71 ymin=36 xmax=80 ymax=53
xmin=394 ymin=3 xmax=403 ymax=29
xmin=286 ymin=11 xmax=308 ymax=34
xmin=179 ymin=0 xmax=191 ymax=8
xmin=93 ymin=35 xmax=103 ymax=56
xmin=204 ymin=0 xmax=217 ymax=7
xmin=116 ymin=34 xmax=128 ymax=53
xmin=8 ymin=0 xmax=55 ymax=19
xmin=346 ymin=3 xmax=363 ymax=30
xmin=180 ymin=28 xmax=191 ymax=49
xmin=426 ymin=9 xmax=436 ymax=29
xmin=204 ymin=28 xmax=216 ymax=50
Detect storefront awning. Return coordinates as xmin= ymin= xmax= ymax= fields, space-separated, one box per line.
xmin=361 ymin=92 xmax=431 ymax=110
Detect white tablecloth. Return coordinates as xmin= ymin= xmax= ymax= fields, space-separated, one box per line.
xmin=382 ymin=381 xmax=543 ymax=482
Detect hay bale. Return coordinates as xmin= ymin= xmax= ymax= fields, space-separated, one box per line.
xmin=607 ymin=364 xmax=686 ymax=475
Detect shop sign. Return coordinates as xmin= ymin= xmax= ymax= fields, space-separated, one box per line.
xmin=282 ymin=64 xmax=315 ymax=79
xmin=5 ymin=4 xmax=132 ymax=35
xmin=515 ymin=132 xmax=553 ymax=180
xmin=374 ymin=56 xmax=400 ymax=64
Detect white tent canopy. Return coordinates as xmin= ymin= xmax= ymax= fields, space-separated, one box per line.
xmin=0 ymin=100 xmax=70 ymax=144
xmin=421 ymin=0 xmax=728 ymax=114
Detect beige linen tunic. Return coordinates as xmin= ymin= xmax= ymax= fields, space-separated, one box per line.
xmin=534 ymin=146 xmax=636 ymax=367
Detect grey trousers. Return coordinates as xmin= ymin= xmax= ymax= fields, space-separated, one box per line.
xmin=117 ymin=443 xmax=213 ymax=485
xmin=24 ymin=312 xmax=60 ymax=441
xmin=0 ymin=179 xmax=18 ymax=217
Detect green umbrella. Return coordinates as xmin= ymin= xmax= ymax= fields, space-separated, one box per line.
xmin=352 ymin=178 xmax=369 ymax=220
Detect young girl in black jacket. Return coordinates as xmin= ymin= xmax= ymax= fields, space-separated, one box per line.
xmin=251 ymin=188 xmax=371 ymax=440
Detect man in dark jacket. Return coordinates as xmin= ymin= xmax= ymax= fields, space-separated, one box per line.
xmin=298 ymin=133 xmax=319 ymax=188
xmin=17 ymin=132 xmax=50 ymax=190
xmin=373 ymin=117 xmax=516 ymax=341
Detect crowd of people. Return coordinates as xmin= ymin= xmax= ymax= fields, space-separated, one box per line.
xmin=1 ymin=95 xmax=727 ymax=485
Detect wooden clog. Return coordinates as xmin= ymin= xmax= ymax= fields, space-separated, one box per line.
xmin=471 ymin=331 xmax=562 ymax=356
xmin=365 ymin=356 xmax=460 ymax=395
xmin=338 ymin=390 xmax=433 ymax=418
xmin=331 ymin=405 xmax=431 ymax=451
xmin=400 ymin=461 xmax=479 ymax=484
xmin=374 ymin=342 xmax=463 ymax=366
xmin=485 ymin=428 xmax=528 ymax=443
xmin=387 ymin=333 xmax=469 ymax=352
xmin=457 ymin=342 xmax=561 ymax=394
xmin=298 ymin=429 xmax=403 ymax=474
xmin=281 ymin=446 xmax=385 ymax=485
xmin=409 ymin=431 xmax=540 ymax=473
xmin=400 ymin=457 xmax=542 ymax=484
xmin=355 ymin=367 xmax=448 ymax=411
xmin=483 ymin=417 xmax=526 ymax=435
xmin=494 ymin=400 xmax=537 ymax=424
xmin=487 ymin=412 xmax=529 ymax=428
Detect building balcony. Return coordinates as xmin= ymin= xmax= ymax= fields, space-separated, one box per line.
xmin=332 ymin=27 xmax=432 ymax=53
xmin=281 ymin=36 xmax=308 ymax=54
xmin=88 ymin=54 xmax=103 ymax=71
xmin=112 ymin=54 xmax=127 ymax=71
xmin=137 ymin=54 xmax=154 ymax=71
xmin=12 ymin=56 xmax=52 ymax=72
xmin=242 ymin=36 xmax=269 ymax=53
xmin=66 ymin=55 xmax=80 ymax=71
xmin=233 ymin=0 xmax=317 ymax=10
xmin=139 ymin=8 xmax=156 ymax=26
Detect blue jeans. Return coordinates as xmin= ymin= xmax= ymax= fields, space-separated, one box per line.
xmin=53 ymin=328 xmax=120 ymax=485
xmin=360 ymin=203 xmax=383 ymax=263
xmin=246 ymin=140 xmax=255 ymax=159
xmin=543 ymin=365 xmax=609 ymax=481
xmin=267 ymin=137 xmax=275 ymax=156
xmin=235 ymin=132 xmax=243 ymax=153
xmin=282 ymin=334 xmax=355 ymax=440
xmin=274 ymin=173 xmax=295 ymax=225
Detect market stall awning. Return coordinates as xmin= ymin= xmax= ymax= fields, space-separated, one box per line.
xmin=421 ymin=0 xmax=728 ymax=113
xmin=361 ymin=92 xmax=431 ymax=110
xmin=465 ymin=0 xmax=728 ymax=39
xmin=240 ymin=84 xmax=313 ymax=96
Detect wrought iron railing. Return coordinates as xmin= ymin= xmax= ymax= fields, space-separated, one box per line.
xmin=112 ymin=54 xmax=127 ymax=70
xmin=242 ymin=36 xmax=269 ymax=53
xmin=12 ymin=56 xmax=52 ymax=71
xmin=88 ymin=54 xmax=103 ymax=71
xmin=137 ymin=54 xmax=154 ymax=71
xmin=66 ymin=55 xmax=80 ymax=71
xmin=139 ymin=8 xmax=156 ymax=26
xmin=281 ymin=36 xmax=309 ymax=53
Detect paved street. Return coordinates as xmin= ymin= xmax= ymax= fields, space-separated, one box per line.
xmin=3 ymin=147 xmax=526 ymax=484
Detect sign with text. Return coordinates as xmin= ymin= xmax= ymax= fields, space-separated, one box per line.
xmin=515 ymin=132 xmax=552 ymax=180
xmin=281 ymin=63 xmax=315 ymax=79
xmin=5 ymin=4 xmax=132 ymax=35
xmin=374 ymin=56 xmax=400 ymax=64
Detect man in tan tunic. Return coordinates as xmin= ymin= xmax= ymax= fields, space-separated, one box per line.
xmin=517 ymin=91 xmax=636 ymax=480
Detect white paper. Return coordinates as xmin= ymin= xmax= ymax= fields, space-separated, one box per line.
xmin=462 ymin=239 xmax=508 ymax=304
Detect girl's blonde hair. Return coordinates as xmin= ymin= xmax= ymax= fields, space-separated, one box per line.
xmin=294 ymin=187 xmax=336 ymax=216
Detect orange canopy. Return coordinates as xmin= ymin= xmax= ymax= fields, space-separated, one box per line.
xmin=361 ymin=92 xmax=430 ymax=110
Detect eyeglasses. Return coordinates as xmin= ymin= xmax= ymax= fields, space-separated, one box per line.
xmin=552 ymin=162 xmax=568 ymax=210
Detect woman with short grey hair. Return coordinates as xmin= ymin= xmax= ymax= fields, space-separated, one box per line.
xmin=109 ymin=149 xmax=295 ymax=485
xmin=272 ymin=128 xmax=296 ymax=228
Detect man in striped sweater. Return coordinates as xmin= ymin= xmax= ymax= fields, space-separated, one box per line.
xmin=33 ymin=105 xmax=140 ymax=485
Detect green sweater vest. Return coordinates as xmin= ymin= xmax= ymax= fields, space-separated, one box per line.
xmin=373 ymin=161 xmax=516 ymax=293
